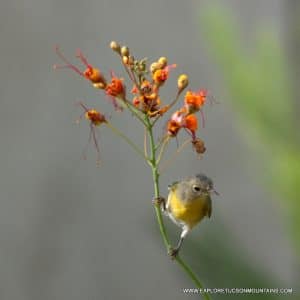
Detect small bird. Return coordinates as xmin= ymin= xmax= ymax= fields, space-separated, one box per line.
xmin=154 ymin=174 xmax=218 ymax=258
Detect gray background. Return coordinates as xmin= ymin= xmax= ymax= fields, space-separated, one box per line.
xmin=0 ymin=0 xmax=297 ymax=299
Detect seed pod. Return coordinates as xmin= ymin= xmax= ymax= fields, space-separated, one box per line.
xmin=192 ymin=138 xmax=206 ymax=154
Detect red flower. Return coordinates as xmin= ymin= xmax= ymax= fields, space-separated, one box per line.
xmin=132 ymin=80 xmax=162 ymax=116
xmin=105 ymin=73 xmax=125 ymax=98
xmin=54 ymin=46 xmax=106 ymax=88
xmin=167 ymin=109 xmax=198 ymax=139
xmin=153 ymin=64 xmax=176 ymax=85
xmin=104 ymin=72 xmax=126 ymax=111
xmin=76 ymin=102 xmax=107 ymax=165
xmin=184 ymin=90 xmax=207 ymax=114
xmin=167 ymin=110 xmax=185 ymax=137
xmin=184 ymin=114 xmax=198 ymax=133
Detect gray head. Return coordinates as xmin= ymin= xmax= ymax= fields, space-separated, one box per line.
xmin=175 ymin=173 xmax=218 ymax=202
xmin=187 ymin=173 xmax=218 ymax=196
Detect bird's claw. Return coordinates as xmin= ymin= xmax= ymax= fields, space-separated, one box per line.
xmin=152 ymin=196 xmax=166 ymax=211
xmin=168 ymin=247 xmax=179 ymax=259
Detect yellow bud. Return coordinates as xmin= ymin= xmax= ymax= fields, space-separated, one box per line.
xmin=150 ymin=62 xmax=159 ymax=73
xmin=122 ymin=55 xmax=129 ymax=64
xmin=121 ymin=46 xmax=130 ymax=57
xmin=177 ymin=74 xmax=189 ymax=91
xmin=157 ymin=56 xmax=167 ymax=68
xmin=110 ymin=41 xmax=121 ymax=54
xmin=93 ymin=82 xmax=106 ymax=89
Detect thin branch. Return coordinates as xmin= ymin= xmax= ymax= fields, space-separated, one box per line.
xmin=105 ymin=122 xmax=150 ymax=162
xmin=145 ymin=116 xmax=210 ymax=300
xmin=122 ymin=61 xmax=142 ymax=94
xmin=156 ymin=136 xmax=170 ymax=165
xmin=159 ymin=138 xmax=191 ymax=173
xmin=144 ymin=127 xmax=149 ymax=158
xmin=124 ymin=101 xmax=147 ymax=125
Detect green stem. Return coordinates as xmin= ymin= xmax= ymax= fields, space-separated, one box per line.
xmin=156 ymin=136 xmax=170 ymax=166
xmin=145 ymin=116 xmax=211 ymax=300
xmin=123 ymin=99 xmax=147 ymax=126
xmin=105 ymin=122 xmax=150 ymax=162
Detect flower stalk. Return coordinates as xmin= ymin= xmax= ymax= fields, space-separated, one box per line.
xmin=145 ymin=115 xmax=211 ymax=300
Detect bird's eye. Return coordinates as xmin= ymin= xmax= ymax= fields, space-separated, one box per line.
xmin=192 ymin=185 xmax=201 ymax=192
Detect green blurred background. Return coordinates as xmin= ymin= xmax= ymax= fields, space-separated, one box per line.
xmin=0 ymin=0 xmax=298 ymax=299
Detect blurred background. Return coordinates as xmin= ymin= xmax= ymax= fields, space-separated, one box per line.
xmin=0 ymin=0 xmax=299 ymax=299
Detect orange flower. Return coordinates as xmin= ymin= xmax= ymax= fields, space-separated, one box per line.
xmin=105 ymin=73 xmax=126 ymax=111
xmin=77 ymin=102 xmax=107 ymax=165
xmin=167 ymin=110 xmax=185 ymax=137
xmin=54 ymin=46 xmax=106 ymax=88
xmin=132 ymin=96 xmax=140 ymax=107
xmin=105 ymin=73 xmax=125 ymax=98
xmin=167 ymin=110 xmax=199 ymax=138
xmin=184 ymin=90 xmax=207 ymax=113
xmin=85 ymin=109 xmax=107 ymax=126
xmin=184 ymin=90 xmax=208 ymax=128
xmin=140 ymin=80 xmax=153 ymax=95
xmin=153 ymin=64 xmax=176 ymax=85
xmin=184 ymin=114 xmax=198 ymax=132
xmin=133 ymin=93 xmax=161 ymax=115
xmin=132 ymin=80 xmax=162 ymax=116
xmin=167 ymin=119 xmax=181 ymax=137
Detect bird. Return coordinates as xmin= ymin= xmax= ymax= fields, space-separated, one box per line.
xmin=154 ymin=173 xmax=218 ymax=258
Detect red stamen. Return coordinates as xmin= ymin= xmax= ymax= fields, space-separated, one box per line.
xmin=76 ymin=49 xmax=92 ymax=68
xmin=53 ymin=46 xmax=85 ymax=78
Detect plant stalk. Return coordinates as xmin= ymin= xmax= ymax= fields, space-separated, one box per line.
xmin=145 ymin=116 xmax=211 ymax=300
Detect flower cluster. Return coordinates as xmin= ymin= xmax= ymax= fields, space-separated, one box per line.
xmin=166 ymin=88 xmax=208 ymax=154
xmin=54 ymin=41 xmax=213 ymax=161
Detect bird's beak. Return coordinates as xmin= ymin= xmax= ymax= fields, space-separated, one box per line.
xmin=212 ymin=189 xmax=220 ymax=196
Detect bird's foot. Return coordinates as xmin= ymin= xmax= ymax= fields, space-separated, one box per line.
xmin=152 ymin=196 xmax=166 ymax=211
xmin=168 ymin=247 xmax=179 ymax=259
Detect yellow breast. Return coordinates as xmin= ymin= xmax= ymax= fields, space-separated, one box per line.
xmin=168 ymin=191 xmax=207 ymax=228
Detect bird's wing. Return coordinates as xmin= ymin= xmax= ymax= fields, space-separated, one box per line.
xmin=166 ymin=181 xmax=179 ymax=213
xmin=168 ymin=181 xmax=179 ymax=190
xmin=206 ymin=196 xmax=212 ymax=218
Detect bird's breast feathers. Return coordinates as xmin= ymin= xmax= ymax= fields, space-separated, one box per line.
xmin=167 ymin=191 xmax=211 ymax=228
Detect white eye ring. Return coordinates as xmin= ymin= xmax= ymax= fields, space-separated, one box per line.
xmin=192 ymin=185 xmax=201 ymax=192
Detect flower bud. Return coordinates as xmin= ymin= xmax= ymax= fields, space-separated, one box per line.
xmin=157 ymin=57 xmax=167 ymax=69
xmin=110 ymin=41 xmax=121 ymax=54
xmin=122 ymin=55 xmax=129 ymax=64
xmin=150 ymin=62 xmax=159 ymax=73
xmin=93 ymin=82 xmax=106 ymax=89
xmin=177 ymin=74 xmax=189 ymax=91
xmin=121 ymin=46 xmax=130 ymax=57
